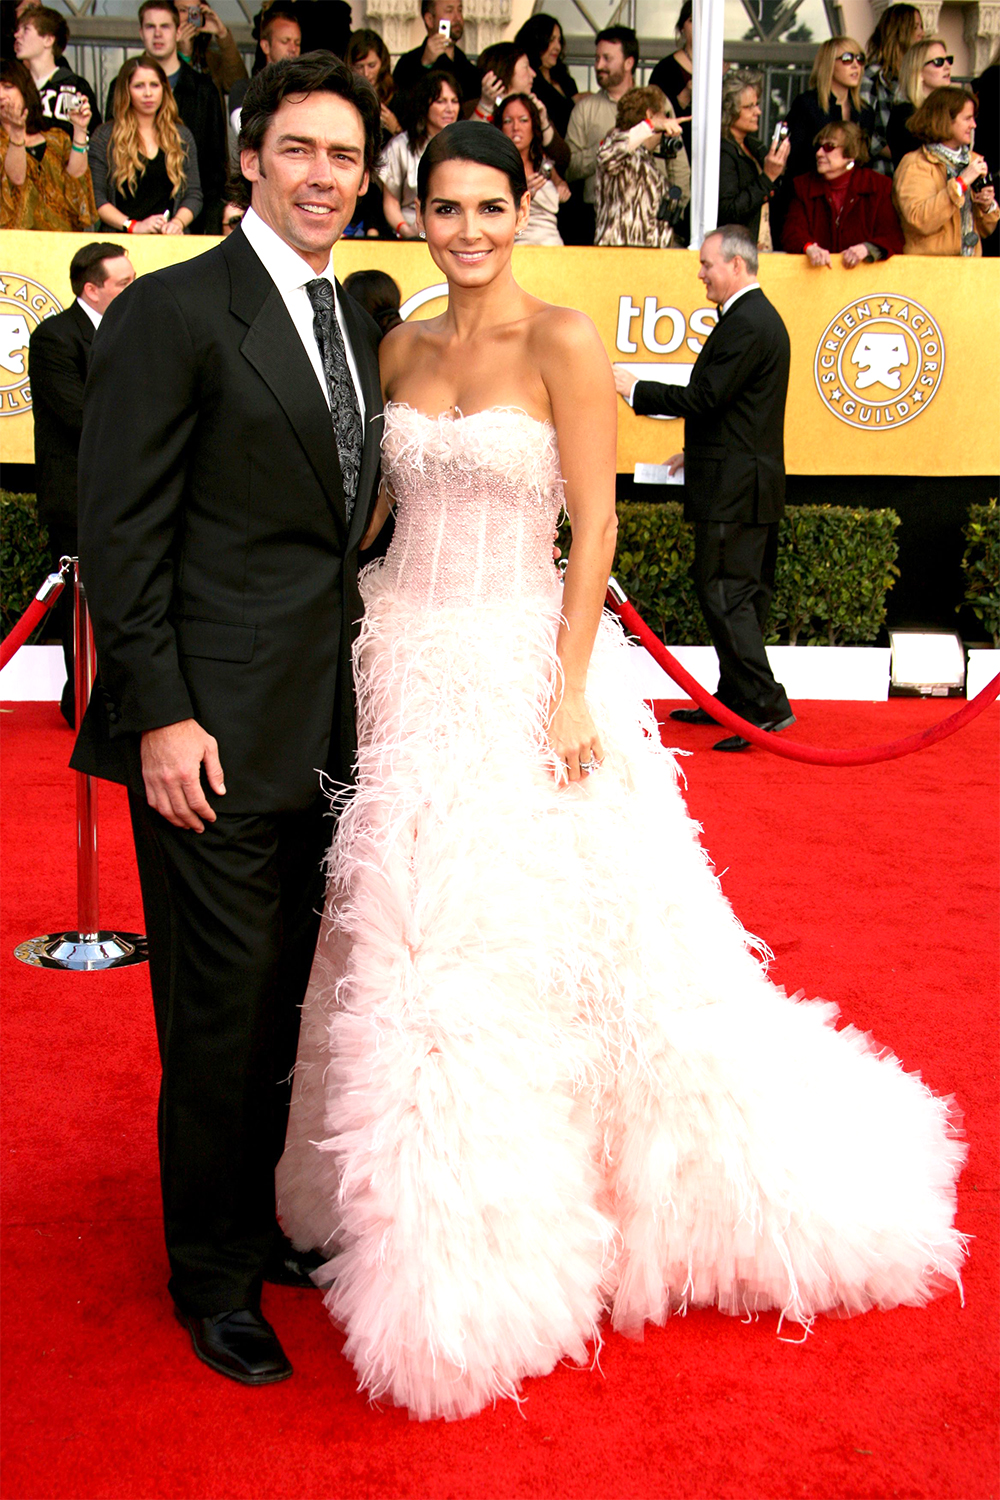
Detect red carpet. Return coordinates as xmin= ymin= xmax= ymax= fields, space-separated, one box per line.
xmin=2 ymin=699 xmax=997 ymax=1500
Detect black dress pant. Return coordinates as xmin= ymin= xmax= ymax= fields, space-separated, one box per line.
xmin=128 ymin=792 xmax=330 ymax=1315
xmin=692 ymin=520 xmax=791 ymax=725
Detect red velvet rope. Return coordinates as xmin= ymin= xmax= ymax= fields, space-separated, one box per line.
xmin=607 ymin=588 xmax=1000 ymax=767
xmin=0 ymin=577 xmax=66 ymax=674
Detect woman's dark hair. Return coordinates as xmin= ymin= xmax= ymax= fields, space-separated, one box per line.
xmin=512 ymin=13 xmax=576 ymax=94
xmin=908 ymin=84 xmax=977 ymax=143
xmin=234 ymin=51 xmax=381 ymax=207
xmin=417 ymin=119 xmax=528 ymax=205
xmin=407 ymin=67 xmax=462 ymax=151
xmin=1 ymin=57 xmax=45 ymax=135
xmin=675 ymin=1 xmax=692 ymax=38
xmin=347 ymin=28 xmax=394 ymax=104
xmin=343 ymin=268 xmax=402 ymax=334
xmin=477 ymin=42 xmax=530 ymax=93
xmin=493 ymin=92 xmax=544 ymax=171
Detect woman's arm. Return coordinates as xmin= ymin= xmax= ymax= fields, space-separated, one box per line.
xmin=718 ymin=142 xmax=772 ymax=224
xmin=168 ymin=127 xmax=203 ymax=230
xmin=360 ymin=481 xmax=392 ymax=550
xmin=51 ymin=132 xmax=97 ymax=229
xmin=539 ymin=310 xmax=618 ymax=782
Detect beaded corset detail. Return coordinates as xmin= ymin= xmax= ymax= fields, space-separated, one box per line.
xmin=374 ymin=403 xmax=564 ymax=609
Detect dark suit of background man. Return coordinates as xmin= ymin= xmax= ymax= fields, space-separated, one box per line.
xmin=73 ymin=54 xmax=384 ymax=1386
xmin=614 ymin=224 xmax=793 ymax=752
xmin=28 ymin=243 xmax=135 ymax=726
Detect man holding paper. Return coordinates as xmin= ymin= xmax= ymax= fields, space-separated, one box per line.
xmin=613 ymin=223 xmax=792 ymax=752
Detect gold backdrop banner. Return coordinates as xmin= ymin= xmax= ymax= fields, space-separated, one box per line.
xmin=2 ymin=232 xmax=997 ymax=475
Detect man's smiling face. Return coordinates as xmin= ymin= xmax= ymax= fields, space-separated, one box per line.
xmin=241 ymin=90 xmax=369 ymax=270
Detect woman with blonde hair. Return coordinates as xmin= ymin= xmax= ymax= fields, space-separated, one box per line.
xmin=594 ymin=84 xmax=688 ymax=247
xmin=887 ymin=36 xmax=953 ymax=165
xmin=88 ymin=55 xmax=202 ymax=234
xmin=861 ymin=2 xmax=923 ymax=172
xmin=775 ymin=36 xmax=873 ymax=237
xmin=893 ymin=84 xmax=999 ymax=254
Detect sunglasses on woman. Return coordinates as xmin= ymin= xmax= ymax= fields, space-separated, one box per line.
xmin=835 ymin=52 xmax=865 ymax=65
xmin=816 ymin=141 xmax=842 ymax=153
xmin=925 ymin=54 xmax=954 ymax=67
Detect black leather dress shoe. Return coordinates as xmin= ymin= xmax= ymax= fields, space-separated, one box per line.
xmin=713 ymin=713 xmax=796 ymax=752
xmin=263 ymin=1239 xmax=330 ymax=1289
xmin=669 ymin=707 xmax=718 ymax=726
xmin=175 ymin=1307 xmax=293 ymax=1385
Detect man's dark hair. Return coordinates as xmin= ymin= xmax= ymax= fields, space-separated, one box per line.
xmin=138 ymin=0 xmax=180 ymax=24
xmin=232 ymin=51 xmax=381 ymax=207
xmin=69 ymin=242 xmax=127 ymax=296
xmin=420 ymin=0 xmax=438 ymax=18
xmin=0 ymin=58 xmax=45 ymax=133
xmin=18 ymin=5 xmax=69 ymax=55
xmin=417 ymin=118 xmax=527 ymax=205
xmin=596 ymin=25 xmax=639 ymax=68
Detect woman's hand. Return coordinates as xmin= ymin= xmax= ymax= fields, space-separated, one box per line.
xmin=200 ymin=5 xmax=228 ymax=38
xmin=841 ymin=241 xmax=870 ymax=267
xmin=554 ymin=172 xmax=571 ymax=204
xmin=763 ymin=135 xmax=789 ymax=181
xmin=525 ymin=168 xmax=547 ymax=197
xmin=176 ymin=18 xmax=198 ymax=55
xmin=380 ymin=102 xmax=400 ymax=136
xmin=648 ymin=110 xmax=685 ymax=137
xmin=477 ymin=70 xmax=503 ymax=115
xmin=547 ymin=688 xmax=604 ymax=784
xmin=971 ymin=182 xmax=996 ymax=209
xmin=1 ymin=93 xmax=27 ymax=136
xmin=396 ymin=219 xmax=419 ymax=239
xmin=67 ymin=95 xmax=91 ymax=136
xmin=959 ymin=151 xmax=989 ymax=189
xmin=134 ymin=212 xmax=168 ymax=233
xmin=528 ymin=92 xmax=550 ymax=134
xmin=163 ymin=216 xmax=185 ymax=234
xmin=805 ymin=242 xmax=832 ymax=267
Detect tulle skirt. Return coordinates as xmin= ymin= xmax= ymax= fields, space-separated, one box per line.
xmin=276 ymin=577 xmax=965 ymax=1420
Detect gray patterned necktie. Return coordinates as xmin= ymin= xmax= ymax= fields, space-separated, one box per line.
xmin=305 ymin=277 xmax=362 ymax=517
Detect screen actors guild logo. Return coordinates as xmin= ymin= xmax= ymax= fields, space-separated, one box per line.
xmin=0 ymin=273 xmax=63 ymax=416
xmin=814 ymin=296 xmax=944 ymax=430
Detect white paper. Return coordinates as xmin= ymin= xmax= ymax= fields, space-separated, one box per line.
xmin=634 ymin=463 xmax=684 ymax=486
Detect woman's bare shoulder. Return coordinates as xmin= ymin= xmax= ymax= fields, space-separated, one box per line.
xmin=379 ymin=319 xmax=430 ymax=387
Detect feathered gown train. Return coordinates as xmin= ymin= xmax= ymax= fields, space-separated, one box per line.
xmin=277 ymin=404 xmax=965 ymax=1420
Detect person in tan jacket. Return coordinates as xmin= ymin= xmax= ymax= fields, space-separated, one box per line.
xmin=893 ymin=84 xmax=998 ymax=254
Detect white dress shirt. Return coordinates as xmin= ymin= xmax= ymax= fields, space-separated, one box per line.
xmin=239 ymin=206 xmax=366 ymax=421
xmin=76 ymin=296 xmax=102 ymax=331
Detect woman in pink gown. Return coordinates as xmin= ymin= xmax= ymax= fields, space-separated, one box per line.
xmin=277 ymin=122 xmax=965 ymax=1421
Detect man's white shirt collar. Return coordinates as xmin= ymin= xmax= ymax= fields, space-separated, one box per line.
xmin=240 ymin=206 xmax=335 ymax=297
xmin=721 ymin=281 xmax=760 ymax=317
xmin=76 ymin=297 xmax=102 ymax=330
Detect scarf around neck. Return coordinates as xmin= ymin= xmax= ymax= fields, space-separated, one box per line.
xmin=926 ymin=141 xmax=977 ymax=254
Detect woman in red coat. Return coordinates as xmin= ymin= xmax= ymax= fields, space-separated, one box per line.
xmin=781 ymin=119 xmax=904 ymax=266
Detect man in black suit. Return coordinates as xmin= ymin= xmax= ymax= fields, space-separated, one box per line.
xmin=614 ymin=223 xmax=793 ymax=751
xmin=392 ymin=0 xmax=480 ymax=110
xmin=74 ymin=53 xmax=383 ymax=1385
xmin=28 ymin=242 xmax=134 ymax=726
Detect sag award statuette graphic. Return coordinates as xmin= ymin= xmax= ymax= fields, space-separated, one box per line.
xmin=814 ymin=295 xmax=945 ymax=431
xmin=0 ymin=272 xmax=63 ymax=416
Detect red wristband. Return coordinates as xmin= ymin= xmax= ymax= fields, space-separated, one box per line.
xmin=395 ymin=220 xmax=406 ymax=236
xmin=124 ymin=219 xmax=135 ymax=233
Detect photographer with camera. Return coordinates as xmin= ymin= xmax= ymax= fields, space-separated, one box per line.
xmin=594 ymin=84 xmax=689 ymax=248
xmin=718 ymin=70 xmax=787 ymax=248
xmin=893 ymin=84 xmax=998 ymax=255
xmin=1 ymin=56 xmax=95 ymax=230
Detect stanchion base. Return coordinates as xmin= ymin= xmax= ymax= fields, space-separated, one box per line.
xmin=14 ymin=930 xmax=148 ymax=971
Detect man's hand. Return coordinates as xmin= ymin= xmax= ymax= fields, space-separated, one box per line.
xmin=665 ymin=451 xmax=684 ymax=475
xmin=613 ymin=365 xmax=637 ymax=401
xmin=141 ymin=718 xmax=226 ymax=831
xmin=422 ymin=30 xmax=454 ymax=65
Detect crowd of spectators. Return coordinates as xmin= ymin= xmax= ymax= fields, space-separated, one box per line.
xmin=1 ymin=0 xmax=997 ymax=257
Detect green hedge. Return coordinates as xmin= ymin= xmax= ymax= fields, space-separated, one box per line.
xmin=959 ymin=499 xmax=999 ymax=648
xmin=1 ymin=491 xmax=50 ymax=636
xmin=0 ymin=491 xmax=903 ymax=649
xmin=561 ymin=503 xmax=900 ymax=647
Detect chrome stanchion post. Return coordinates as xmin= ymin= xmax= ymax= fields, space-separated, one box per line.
xmin=14 ymin=561 xmax=148 ymax=972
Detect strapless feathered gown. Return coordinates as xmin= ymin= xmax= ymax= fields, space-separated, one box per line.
xmin=277 ymin=404 xmax=965 ymax=1420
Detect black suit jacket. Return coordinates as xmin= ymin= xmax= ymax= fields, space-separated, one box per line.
xmin=71 ymin=227 xmax=383 ymax=812
xmin=632 ymin=287 xmax=790 ymax=525
xmin=28 ymin=300 xmax=93 ymax=530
